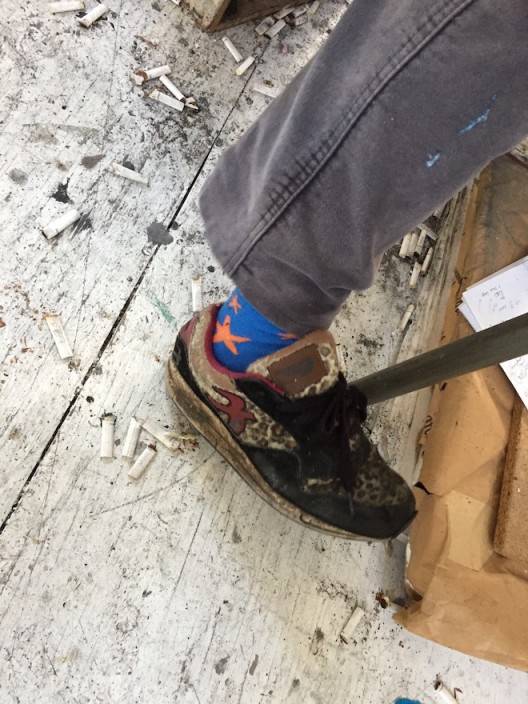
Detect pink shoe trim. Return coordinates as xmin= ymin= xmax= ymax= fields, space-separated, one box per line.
xmin=203 ymin=305 xmax=284 ymax=394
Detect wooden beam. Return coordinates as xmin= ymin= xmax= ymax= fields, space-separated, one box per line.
xmin=495 ymin=398 xmax=528 ymax=564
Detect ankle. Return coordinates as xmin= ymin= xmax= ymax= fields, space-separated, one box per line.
xmin=212 ymin=289 xmax=298 ymax=372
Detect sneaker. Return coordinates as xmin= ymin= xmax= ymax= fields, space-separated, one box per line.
xmin=166 ymin=305 xmax=416 ymax=540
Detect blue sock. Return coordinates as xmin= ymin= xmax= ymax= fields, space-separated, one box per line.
xmin=213 ymin=289 xmax=299 ymax=372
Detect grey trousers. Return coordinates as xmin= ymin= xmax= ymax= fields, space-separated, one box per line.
xmin=200 ymin=0 xmax=528 ymax=337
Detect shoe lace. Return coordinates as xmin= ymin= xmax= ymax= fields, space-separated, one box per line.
xmin=277 ymin=373 xmax=368 ymax=493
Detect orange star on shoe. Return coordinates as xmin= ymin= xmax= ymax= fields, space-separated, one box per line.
xmin=213 ymin=315 xmax=251 ymax=355
xmin=228 ymin=293 xmax=242 ymax=315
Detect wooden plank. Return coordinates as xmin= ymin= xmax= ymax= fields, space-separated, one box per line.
xmin=494 ymin=398 xmax=528 ymax=564
xmin=0 ymin=0 xmax=264 ymax=520
xmin=190 ymin=0 xmax=308 ymax=32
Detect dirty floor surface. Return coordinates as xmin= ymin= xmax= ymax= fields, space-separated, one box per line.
xmin=1 ymin=1 xmax=527 ymax=703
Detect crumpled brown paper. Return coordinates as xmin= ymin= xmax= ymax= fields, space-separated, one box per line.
xmin=395 ymin=157 xmax=528 ymax=671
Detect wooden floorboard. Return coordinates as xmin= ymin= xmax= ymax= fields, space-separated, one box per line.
xmin=1 ymin=1 xmax=527 ymax=701
xmin=0 ymin=0 xmax=265 ymax=517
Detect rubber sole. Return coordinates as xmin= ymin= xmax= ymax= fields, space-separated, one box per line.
xmin=165 ymin=356 xmax=386 ymax=541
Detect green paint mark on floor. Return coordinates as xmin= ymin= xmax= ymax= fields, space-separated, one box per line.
xmin=147 ymin=293 xmax=176 ymax=324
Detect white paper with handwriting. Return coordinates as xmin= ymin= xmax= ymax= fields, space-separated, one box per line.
xmin=458 ymin=255 xmax=528 ymax=409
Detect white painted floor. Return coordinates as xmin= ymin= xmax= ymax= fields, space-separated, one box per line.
xmin=1 ymin=1 xmax=527 ymax=702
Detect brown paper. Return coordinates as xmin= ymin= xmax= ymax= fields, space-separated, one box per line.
xmin=396 ymin=156 xmax=528 ymax=671
xmin=446 ymin=492 xmax=494 ymax=571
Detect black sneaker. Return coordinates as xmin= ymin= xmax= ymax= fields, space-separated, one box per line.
xmin=166 ymin=305 xmax=416 ymax=540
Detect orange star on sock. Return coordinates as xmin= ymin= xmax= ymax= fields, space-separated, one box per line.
xmin=213 ymin=315 xmax=251 ymax=355
xmin=228 ymin=293 xmax=242 ymax=315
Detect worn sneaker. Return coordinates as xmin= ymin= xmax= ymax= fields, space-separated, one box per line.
xmin=166 ymin=305 xmax=416 ymax=540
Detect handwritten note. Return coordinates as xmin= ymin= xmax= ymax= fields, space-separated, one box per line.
xmin=459 ymin=255 xmax=528 ymax=409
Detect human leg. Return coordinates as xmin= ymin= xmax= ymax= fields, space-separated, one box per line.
xmin=201 ymin=0 xmax=528 ymax=336
xmin=167 ymin=0 xmax=528 ymax=539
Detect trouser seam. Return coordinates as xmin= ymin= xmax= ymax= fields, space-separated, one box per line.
xmin=224 ymin=0 xmax=478 ymax=275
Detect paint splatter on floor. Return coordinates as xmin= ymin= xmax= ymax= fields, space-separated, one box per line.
xmin=147 ymin=292 xmax=176 ymax=324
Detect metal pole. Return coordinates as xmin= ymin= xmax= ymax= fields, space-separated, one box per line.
xmin=352 ymin=313 xmax=528 ymax=405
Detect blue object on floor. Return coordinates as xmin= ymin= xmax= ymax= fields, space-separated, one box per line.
xmin=395 ymin=699 xmax=421 ymax=704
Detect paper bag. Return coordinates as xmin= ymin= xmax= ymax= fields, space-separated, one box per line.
xmin=396 ymin=156 xmax=528 ymax=671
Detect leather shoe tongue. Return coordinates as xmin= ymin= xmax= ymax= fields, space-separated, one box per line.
xmin=247 ymin=331 xmax=340 ymax=397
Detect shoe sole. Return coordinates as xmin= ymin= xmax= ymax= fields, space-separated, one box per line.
xmin=166 ymin=357 xmax=378 ymax=541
